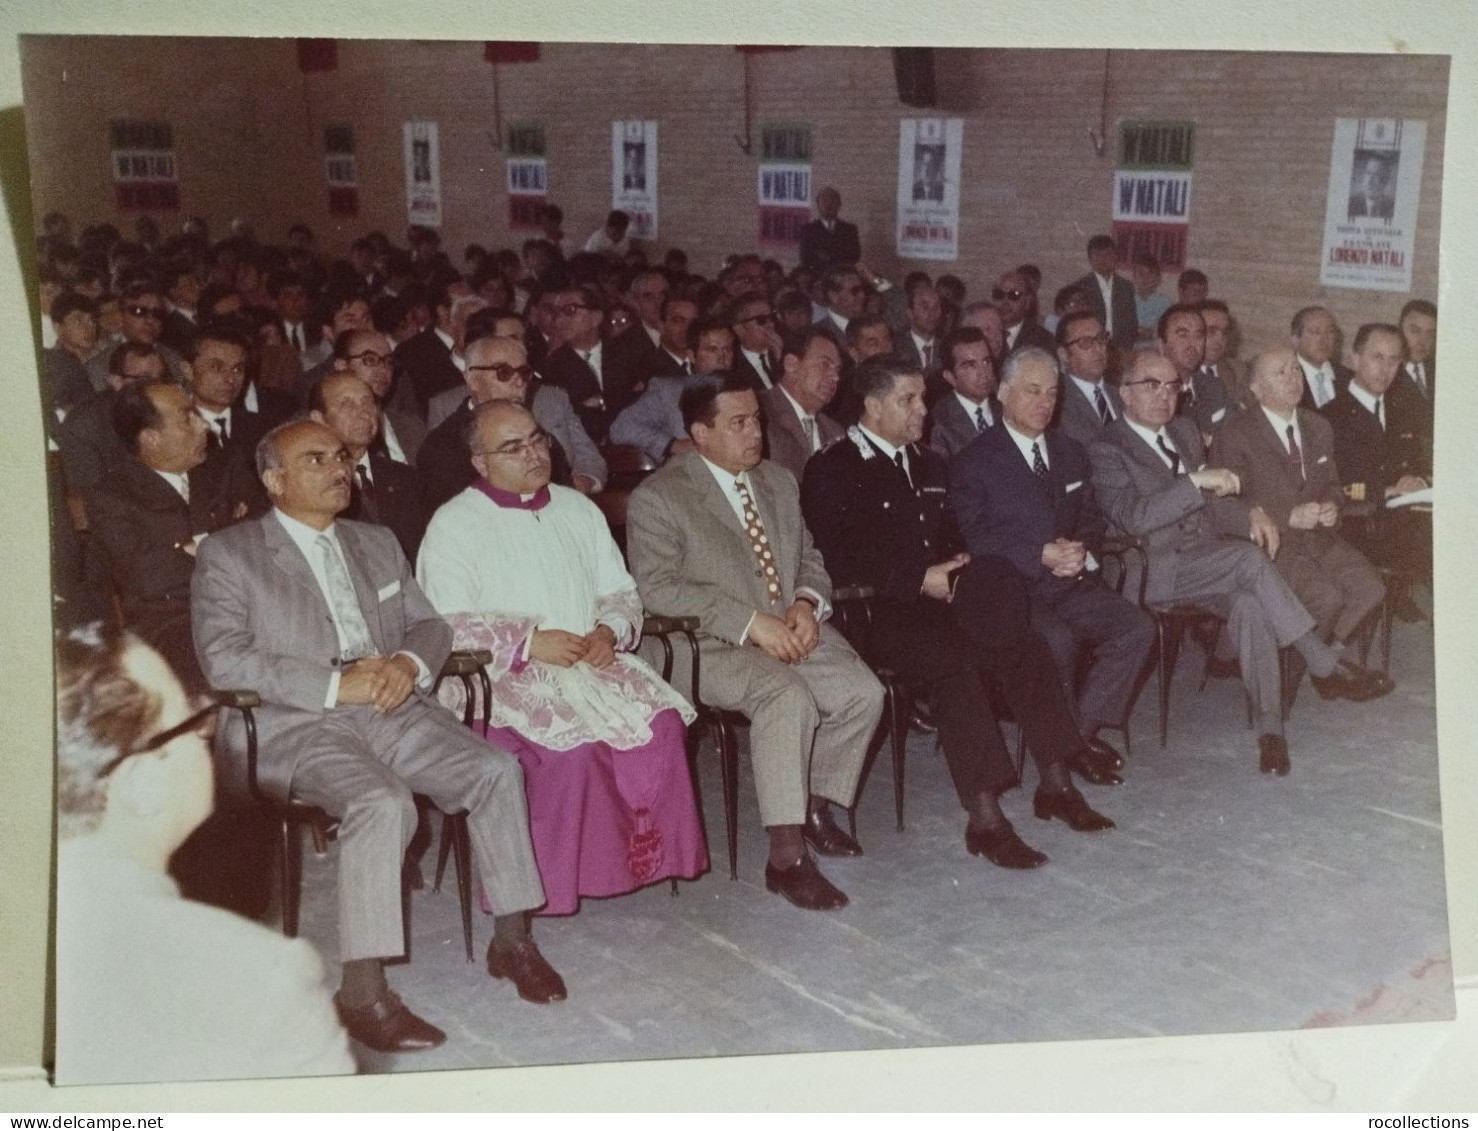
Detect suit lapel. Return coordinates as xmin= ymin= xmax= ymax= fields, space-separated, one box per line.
xmin=262 ymin=512 xmax=330 ymax=613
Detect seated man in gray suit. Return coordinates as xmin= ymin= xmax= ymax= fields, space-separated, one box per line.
xmin=192 ymin=419 xmax=563 ymax=1055
xmin=609 ymin=316 xmax=735 ymax=463
xmin=1054 ymin=311 xmax=1121 ymax=450
xmin=759 ymin=325 xmax=846 ymax=482
xmin=1159 ymin=303 xmax=1234 ymax=440
xmin=627 ymin=373 xmax=885 ymax=912
xmin=929 ymin=326 xmax=999 ymax=459
xmin=1088 ymin=352 xmax=1394 ymax=776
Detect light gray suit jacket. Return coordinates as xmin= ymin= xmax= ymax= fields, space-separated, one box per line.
xmin=191 ymin=511 xmax=453 ymax=793
xmin=1055 ymin=375 xmax=1123 ymax=451
xmin=759 ymin=384 xmax=844 ymax=483
xmin=928 ymin=392 xmax=994 ymax=460
xmin=609 ymin=373 xmax=690 ymax=463
xmin=426 ymin=383 xmax=608 ymax=489
xmin=1087 ymin=415 xmax=1252 ymax=607
xmin=627 ymin=451 xmax=832 ymax=648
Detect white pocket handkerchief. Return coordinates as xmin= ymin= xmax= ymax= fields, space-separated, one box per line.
xmin=1316 ymin=455 xmax=1330 ymax=464
xmin=1065 ymin=480 xmax=1083 ymax=493
xmin=1212 ymin=408 xmax=1227 ymax=423
xmin=377 ymin=580 xmax=401 ymax=601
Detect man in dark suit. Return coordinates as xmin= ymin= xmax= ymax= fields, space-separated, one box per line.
xmin=1089 ymin=352 xmax=1393 ymax=776
xmin=537 ymin=282 xmax=647 ymax=443
xmin=183 ymin=326 xmax=272 ymax=517
xmin=394 ymin=278 xmax=473 ymax=414
xmin=160 ymin=262 xmax=201 ymax=356
xmin=45 ymin=292 xmax=102 ymax=415
xmin=1074 ymin=234 xmax=1140 ymax=355
xmin=1292 ymin=305 xmax=1349 ymax=411
xmin=802 ymin=357 xmax=1115 ymax=869
xmin=1216 ymin=347 xmax=1386 ymax=649
xmin=59 ymin=344 xmax=169 ymax=498
xmin=333 ymin=328 xmax=426 ymax=465
xmin=894 ymin=278 xmax=944 ymax=384
xmin=86 ymin=281 xmax=187 ymax=390
xmin=951 ymin=347 xmax=1154 ymax=780
xmin=627 ymin=374 xmax=884 ymax=911
xmin=1321 ymin=323 xmax=1432 ymax=588
xmin=192 ymin=419 xmax=563 ymax=1052
xmin=1159 ymin=303 xmax=1234 ymax=439
xmin=1388 ymin=299 xmax=1435 ymax=454
xmin=813 ymin=266 xmax=869 ymax=356
xmin=760 ymin=326 xmax=846 ymax=482
xmin=730 ymin=292 xmax=783 ymax=393
xmin=995 ymin=268 xmax=1056 ymax=356
xmin=798 ymin=186 xmax=861 ymax=274
xmin=309 ymin=370 xmax=431 ymax=563
xmin=928 ymin=327 xmax=998 ymax=460
xmin=1053 ymin=312 xmax=1122 ymax=450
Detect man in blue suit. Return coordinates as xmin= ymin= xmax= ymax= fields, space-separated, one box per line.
xmin=951 ymin=347 xmax=1155 ymax=775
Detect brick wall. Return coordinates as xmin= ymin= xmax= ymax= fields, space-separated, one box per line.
xmin=20 ymin=37 xmax=1447 ymax=360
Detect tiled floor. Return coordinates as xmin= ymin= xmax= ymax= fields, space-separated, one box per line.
xmin=290 ymin=612 xmax=1450 ymax=1075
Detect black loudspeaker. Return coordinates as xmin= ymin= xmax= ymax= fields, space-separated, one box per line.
xmin=893 ymin=47 xmax=937 ymax=108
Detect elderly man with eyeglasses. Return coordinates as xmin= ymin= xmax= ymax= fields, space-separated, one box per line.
xmin=1088 ymin=352 xmax=1394 ymax=777
xmin=1054 ymin=311 xmax=1123 ymax=450
xmin=416 ymin=400 xmax=707 ymax=918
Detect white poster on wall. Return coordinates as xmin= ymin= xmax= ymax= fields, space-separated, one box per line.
xmin=1319 ymin=117 xmax=1425 ymax=292
xmin=611 ymin=120 xmax=658 ymax=239
xmin=403 ymin=120 xmax=442 ymax=229
xmin=896 ymin=117 xmax=963 ymax=261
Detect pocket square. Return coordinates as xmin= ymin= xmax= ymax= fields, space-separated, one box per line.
xmin=377 ymin=580 xmax=401 ymax=601
xmin=1316 ymin=455 xmax=1330 ymax=464
xmin=1212 ymin=408 xmax=1226 ymax=423
xmin=1065 ymin=480 xmax=1083 ymax=493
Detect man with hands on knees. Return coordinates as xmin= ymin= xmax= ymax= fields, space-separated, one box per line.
xmin=627 ymin=373 xmax=884 ymax=911
xmin=192 ymin=419 xmax=561 ymax=1059
xmin=1088 ymin=352 xmax=1391 ymax=778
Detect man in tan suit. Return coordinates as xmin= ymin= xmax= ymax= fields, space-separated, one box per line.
xmin=627 ymin=373 xmax=885 ymax=912
xmin=759 ymin=326 xmax=846 ymax=482
xmin=1213 ymin=347 xmax=1386 ymax=650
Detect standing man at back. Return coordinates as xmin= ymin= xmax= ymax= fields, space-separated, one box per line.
xmin=799 ymin=187 xmax=862 ymax=274
xmin=1074 ymin=235 xmax=1139 ymax=356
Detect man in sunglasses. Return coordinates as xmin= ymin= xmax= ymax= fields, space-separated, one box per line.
xmin=730 ymin=292 xmax=783 ymax=392
xmin=85 ymin=280 xmax=186 ymax=389
xmin=813 ymin=265 xmax=869 ymax=356
xmin=54 ymin=624 xmax=354 ymax=1085
xmin=994 ymin=268 xmax=1056 ymax=357
xmin=1089 ymin=351 xmax=1394 ymax=777
xmin=193 ymin=418 xmax=561 ymax=1049
xmin=537 ymin=282 xmax=647 ymax=443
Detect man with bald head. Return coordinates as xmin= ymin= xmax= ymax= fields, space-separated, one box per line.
xmin=1090 ymin=351 xmax=1392 ymax=776
xmin=310 ymin=370 xmax=430 ymax=561
xmin=1213 ymin=347 xmax=1386 ymax=653
xmin=192 ymin=418 xmax=563 ymax=1050
xmin=419 ymin=331 xmax=606 ymax=509
xmin=333 ymin=328 xmax=425 ymax=464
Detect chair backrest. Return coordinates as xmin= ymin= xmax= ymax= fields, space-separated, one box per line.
xmin=602 ymin=444 xmax=660 ymax=490
xmin=594 ymin=487 xmax=634 ymax=554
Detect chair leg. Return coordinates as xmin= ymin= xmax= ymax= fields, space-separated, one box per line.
xmin=1157 ymin=620 xmax=1182 ymax=750
xmin=889 ymin=685 xmax=907 ymax=832
xmin=433 ymin=816 xmax=453 ymax=893
xmin=447 ymin=812 xmax=475 ymax=964
xmin=710 ymin=719 xmax=739 ymax=881
xmin=1013 ymin=724 xmax=1027 ymax=785
xmin=279 ymin=815 xmax=301 ymax=939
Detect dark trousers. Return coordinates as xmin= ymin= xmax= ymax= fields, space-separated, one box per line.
xmin=1029 ymin=577 xmax=1155 ymax=736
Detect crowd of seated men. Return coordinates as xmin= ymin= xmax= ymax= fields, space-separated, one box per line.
xmin=35 ymin=191 xmax=1434 ymax=1069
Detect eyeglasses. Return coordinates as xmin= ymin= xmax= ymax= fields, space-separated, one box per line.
xmin=1066 ymin=332 xmax=1112 ymax=350
xmin=125 ymin=304 xmax=167 ymax=319
xmin=991 ymin=288 xmax=1028 ymax=302
xmin=735 ymin=311 xmax=775 ymax=326
xmin=554 ymin=303 xmax=597 ymax=318
xmin=97 ymin=698 xmax=217 ymax=777
xmin=347 ymin=350 xmax=392 ymax=367
xmin=475 ymin=432 xmax=552 ymax=459
xmin=1122 ymin=377 xmax=1184 ymax=395
xmin=467 ymin=363 xmax=534 ymax=383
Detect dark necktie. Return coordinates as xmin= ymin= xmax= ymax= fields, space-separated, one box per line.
xmin=1286 ymin=425 xmax=1305 ymax=482
xmin=1156 ymin=434 xmax=1182 ymax=475
xmin=922 ymin=341 xmax=934 ymax=370
xmin=974 ymin=405 xmax=987 ymax=433
xmin=760 ymin=353 xmax=774 ymax=382
xmin=894 ymin=450 xmax=912 ymax=489
xmin=1030 ymin=440 xmax=1048 ymax=479
xmin=1094 ymin=386 xmax=1112 ymax=425
xmin=355 ymin=464 xmax=378 ymax=521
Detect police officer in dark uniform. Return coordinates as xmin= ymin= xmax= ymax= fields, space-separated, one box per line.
xmin=801 ymin=356 xmax=1116 ymax=871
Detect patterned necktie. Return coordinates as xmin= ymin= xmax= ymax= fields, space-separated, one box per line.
xmin=1031 ymin=440 xmax=1048 ymax=479
xmin=974 ymin=405 xmax=987 ymax=433
xmin=316 ymin=533 xmax=376 ymax=661
xmin=1286 ymin=424 xmax=1305 ymax=482
xmin=1156 ymin=434 xmax=1182 ymax=475
xmin=1095 ymin=386 xmax=1112 ymax=425
xmin=733 ymin=479 xmax=782 ymax=605
xmin=922 ymin=341 xmax=934 ymax=370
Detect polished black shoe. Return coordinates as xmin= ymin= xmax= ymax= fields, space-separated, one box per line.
xmin=1311 ymin=661 xmax=1395 ymax=703
xmin=908 ymin=703 xmax=938 ymax=734
xmin=1085 ymin=736 xmax=1126 ymax=771
xmin=334 ymin=990 xmax=447 ymax=1052
xmin=1258 ymin=733 xmax=1291 ymax=776
xmin=966 ymin=821 xmax=1048 ymax=869
xmin=1068 ymin=748 xmax=1124 ymax=787
xmin=802 ymin=805 xmax=863 ymax=857
xmin=1032 ymin=785 xmax=1116 ymax=831
xmin=487 ymin=940 xmax=568 ymax=1004
xmin=764 ymin=853 xmax=849 ymax=910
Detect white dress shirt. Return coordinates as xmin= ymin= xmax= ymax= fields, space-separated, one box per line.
xmin=955 ymin=391 xmax=993 ymax=431
xmin=1070 ymin=374 xmax=1116 ymax=422
xmin=1093 ymin=272 xmax=1115 ymax=336
xmin=778 ymin=386 xmax=822 ymax=452
xmin=742 ymin=347 xmax=774 ymax=389
xmin=1260 ymin=405 xmax=1304 ymax=453
xmin=1297 ymin=355 xmax=1337 ymax=408
xmin=1127 ymin=418 xmax=1182 ymax=471
xmin=1346 ymin=381 xmax=1386 ymax=429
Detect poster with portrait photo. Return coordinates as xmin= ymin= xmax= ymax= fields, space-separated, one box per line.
xmin=896 ymin=117 xmax=962 ymax=260
xmin=403 ymin=119 xmax=442 ymax=228
xmin=1320 ymin=117 xmax=1425 ymax=291
xmin=611 ymin=119 xmax=657 ymax=239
